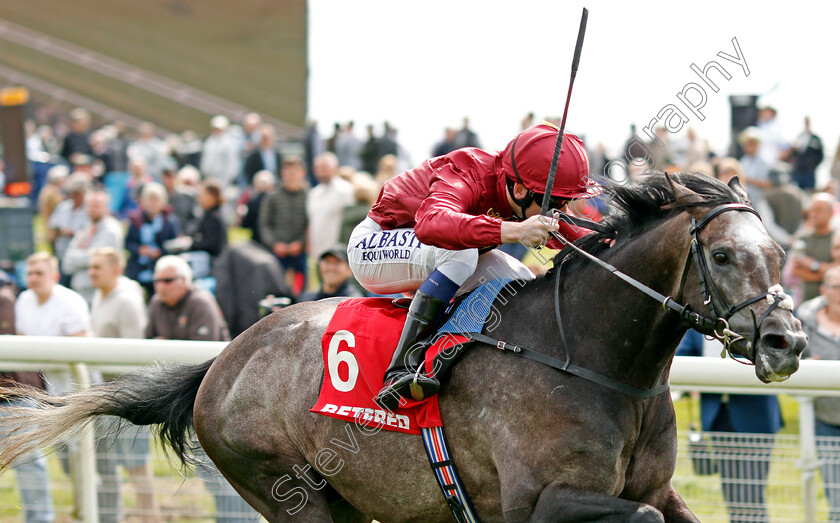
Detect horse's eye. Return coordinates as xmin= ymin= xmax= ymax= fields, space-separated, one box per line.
xmin=713 ymin=252 xmax=728 ymax=265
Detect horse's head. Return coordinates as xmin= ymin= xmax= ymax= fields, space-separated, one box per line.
xmin=668 ymin=174 xmax=807 ymax=382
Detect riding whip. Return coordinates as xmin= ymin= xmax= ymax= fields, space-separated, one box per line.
xmin=541 ymin=6 xmax=589 ymax=216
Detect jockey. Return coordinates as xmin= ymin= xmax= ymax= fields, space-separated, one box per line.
xmin=347 ymin=123 xmax=599 ymax=409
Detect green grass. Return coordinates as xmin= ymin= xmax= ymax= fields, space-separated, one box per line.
xmin=0 ymin=0 xmax=307 ymax=130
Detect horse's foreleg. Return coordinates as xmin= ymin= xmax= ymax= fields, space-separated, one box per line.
xmin=524 ymin=482 xmax=665 ymax=523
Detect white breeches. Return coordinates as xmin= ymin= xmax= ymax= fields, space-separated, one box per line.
xmin=347 ymin=217 xmax=534 ymax=295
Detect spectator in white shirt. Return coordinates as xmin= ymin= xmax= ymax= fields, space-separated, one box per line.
xmin=15 ymin=252 xmax=90 ymax=395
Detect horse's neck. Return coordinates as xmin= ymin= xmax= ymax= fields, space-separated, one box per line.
xmin=508 ymin=215 xmax=691 ymax=391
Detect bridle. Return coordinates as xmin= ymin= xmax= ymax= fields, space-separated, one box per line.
xmin=672 ymin=203 xmax=792 ymax=362
xmin=551 ymin=202 xmax=792 ymax=369
xmin=467 ymin=201 xmax=793 ymax=399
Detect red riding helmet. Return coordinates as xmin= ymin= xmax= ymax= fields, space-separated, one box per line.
xmin=501 ymin=123 xmax=597 ymax=199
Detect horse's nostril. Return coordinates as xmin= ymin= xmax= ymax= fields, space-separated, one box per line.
xmin=761 ymin=334 xmax=789 ymax=350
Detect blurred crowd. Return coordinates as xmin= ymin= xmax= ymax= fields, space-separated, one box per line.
xmin=4 ymin=101 xmax=840 ymax=521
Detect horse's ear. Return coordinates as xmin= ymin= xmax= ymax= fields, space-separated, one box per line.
xmin=727 ymin=176 xmax=752 ymax=206
xmin=664 ymin=171 xmax=705 ymax=206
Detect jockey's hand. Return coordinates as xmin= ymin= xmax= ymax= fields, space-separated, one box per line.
xmin=501 ymin=214 xmax=559 ymax=248
xmin=288 ymin=241 xmax=303 ymax=256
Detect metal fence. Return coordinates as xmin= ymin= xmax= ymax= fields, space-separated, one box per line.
xmin=0 ymin=437 xmax=260 ymax=522
xmin=2 ymin=335 xmax=840 ymax=522
xmin=673 ymin=428 xmax=840 ymax=523
xmin=674 ymin=428 xmax=821 ymax=522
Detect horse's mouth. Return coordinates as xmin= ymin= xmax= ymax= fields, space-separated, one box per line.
xmin=753 ymin=331 xmax=806 ymax=383
xmin=756 ymin=355 xmax=791 ymax=383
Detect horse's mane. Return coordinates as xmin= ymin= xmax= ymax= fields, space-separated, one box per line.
xmin=543 ymin=170 xmax=744 ymax=277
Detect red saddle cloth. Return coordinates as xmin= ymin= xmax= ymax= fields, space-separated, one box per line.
xmin=310 ymin=298 xmax=467 ymax=435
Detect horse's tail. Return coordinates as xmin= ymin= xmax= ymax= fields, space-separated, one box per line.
xmin=0 ymin=359 xmax=214 ymax=469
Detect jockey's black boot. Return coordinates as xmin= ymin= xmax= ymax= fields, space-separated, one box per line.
xmin=375 ymin=290 xmax=445 ymax=410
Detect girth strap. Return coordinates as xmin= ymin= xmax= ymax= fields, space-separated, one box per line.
xmin=465 ymin=332 xmax=670 ymax=399
xmin=421 ymin=426 xmax=480 ymax=523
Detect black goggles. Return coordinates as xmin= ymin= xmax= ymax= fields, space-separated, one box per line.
xmin=531 ymin=192 xmax=569 ymax=211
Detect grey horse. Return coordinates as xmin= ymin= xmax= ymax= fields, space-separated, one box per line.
xmin=0 ymin=172 xmax=806 ymax=522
